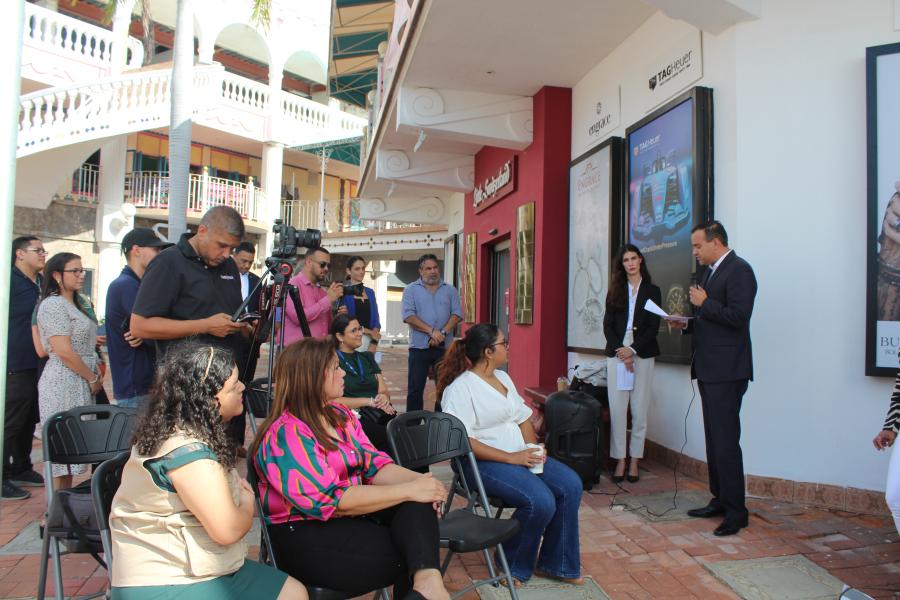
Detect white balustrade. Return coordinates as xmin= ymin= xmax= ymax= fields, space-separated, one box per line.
xmin=17 ymin=65 xmax=224 ymax=158
xmin=281 ymin=94 xmax=367 ymax=142
xmin=220 ymin=72 xmax=270 ymax=111
xmin=24 ymin=2 xmax=143 ymax=71
xmin=126 ymin=170 xmax=264 ymax=222
xmin=16 ymin=62 xmax=365 ymax=158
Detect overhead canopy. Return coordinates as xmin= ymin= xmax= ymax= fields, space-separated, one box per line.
xmin=331 ymin=0 xmax=393 ymax=107
xmin=293 ymin=136 xmax=364 ymax=166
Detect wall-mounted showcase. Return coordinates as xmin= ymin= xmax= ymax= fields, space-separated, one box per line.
xmin=566 ymin=136 xmax=624 ymax=354
xmin=866 ymin=42 xmax=900 ymax=376
xmin=624 ymin=85 xmax=714 ymax=364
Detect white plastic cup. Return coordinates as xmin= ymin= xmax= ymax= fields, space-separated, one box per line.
xmin=526 ymin=443 xmax=544 ymax=474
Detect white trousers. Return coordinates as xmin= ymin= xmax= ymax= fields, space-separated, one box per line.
xmin=887 ymin=439 xmax=900 ymax=534
xmin=606 ymin=331 xmax=655 ymax=460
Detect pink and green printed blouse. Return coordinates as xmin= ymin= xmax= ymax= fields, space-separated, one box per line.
xmin=254 ymin=404 xmax=393 ymax=524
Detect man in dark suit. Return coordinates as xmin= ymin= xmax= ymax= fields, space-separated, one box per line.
xmin=668 ymin=221 xmax=757 ymax=536
xmin=231 ymin=241 xmax=261 ymax=454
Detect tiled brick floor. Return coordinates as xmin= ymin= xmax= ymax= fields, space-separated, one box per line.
xmin=1 ymin=347 xmax=897 ymax=599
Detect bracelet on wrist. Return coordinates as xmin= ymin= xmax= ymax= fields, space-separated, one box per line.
xmin=88 ymin=373 xmax=100 ymax=385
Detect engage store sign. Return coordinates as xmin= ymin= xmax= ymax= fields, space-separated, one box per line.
xmin=473 ymin=157 xmax=517 ymax=213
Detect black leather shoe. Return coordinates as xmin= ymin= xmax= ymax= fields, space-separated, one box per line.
xmin=611 ymin=474 xmax=625 ymax=484
xmin=626 ymin=473 xmax=639 ymax=483
xmin=713 ymin=516 xmax=748 ymax=537
xmin=686 ymin=504 xmax=725 ymax=518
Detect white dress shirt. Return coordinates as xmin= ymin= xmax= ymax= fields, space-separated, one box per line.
xmin=240 ymin=272 xmax=250 ymax=300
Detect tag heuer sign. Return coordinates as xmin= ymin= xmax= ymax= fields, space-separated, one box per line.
xmin=473 ymin=157 xmax=517 ymax=212
xmin=645 ymin=31 xmax=703 ymax=110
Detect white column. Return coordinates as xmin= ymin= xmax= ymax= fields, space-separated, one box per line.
xmin=94 ymin=135 xmax=130 ymax=320
xmin=110 ymin=0 xmax=135 ymax=75
xmin=260 ymin=142 xmax=284 ymax=255
xmin=197 ymin=30 xmax=215 ymax=64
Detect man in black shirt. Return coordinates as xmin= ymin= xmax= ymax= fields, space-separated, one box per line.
xmin=3 ymin=236 xmax=46 ymax=500
xmin=130 ymin=206 xmax=250 ymax=358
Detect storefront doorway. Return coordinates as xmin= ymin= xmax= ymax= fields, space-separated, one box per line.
xmin=489 ymin=240 xmax=511 ymax=342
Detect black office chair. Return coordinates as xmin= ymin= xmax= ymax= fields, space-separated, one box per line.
xmin=387 ymin=411 xmax=521 ymax=600
xmin=245 ymin=455 xmax=389 ymax=600
xmin=90 ymin=450 xmax=130 ymax=592
xmin=37 ymin=405 xmax=137 ymax=600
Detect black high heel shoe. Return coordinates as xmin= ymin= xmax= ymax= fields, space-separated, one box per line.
xmin=611 ymin=473 xmax=625 ymax=484
xmin=626 ymin=473 xmax=640 ymax=483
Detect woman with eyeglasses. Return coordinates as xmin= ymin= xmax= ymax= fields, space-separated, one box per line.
xmin=251 ymin=337 xmax=449 ymax=600
xmin=35 ymin=253 xmax=102 ymax=490
xmin=437 ymin=324 xmax=583 ymax=586
xmin=329 ymin=313 xmax=395 ymax=453
xmin=109 ymin=341 xmax=306 ymax=600
xmin=337 ymin=256 xmax=382 ymax=353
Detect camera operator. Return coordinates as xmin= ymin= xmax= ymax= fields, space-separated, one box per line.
xmin=337 ymin=256 xmax=381 ymax=353
xmin=282 ymin=246 xmax=343 ymax=345
xmin=130 ymin=206 xmax=250 ymax=360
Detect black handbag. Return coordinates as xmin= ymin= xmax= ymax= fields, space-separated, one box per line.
xmin=46 ymin=479 xmax=105 ymax=564
xmin=357 ymin=406 xmax=394 ymax=426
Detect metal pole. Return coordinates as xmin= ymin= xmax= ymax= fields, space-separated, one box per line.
xmin=0 ymin=0 xmax=26 ymax=486
xmin=318 ymin=149 xmax=327 ymax=230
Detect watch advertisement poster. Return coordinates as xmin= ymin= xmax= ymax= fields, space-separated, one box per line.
xmin=624 ymin=86 xmax=713 ymax=364
xmin=566 ymin=137 xmax=624 ymax=354
xmin=866 ymin=42 xmax=900 ymax=376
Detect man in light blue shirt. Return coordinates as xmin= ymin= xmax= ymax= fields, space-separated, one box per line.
xmin=401 ymin=254 xmax=462 ymax=412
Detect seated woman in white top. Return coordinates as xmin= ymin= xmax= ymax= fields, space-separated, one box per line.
xmin=436 ymin=323 xmax=583 ymax=586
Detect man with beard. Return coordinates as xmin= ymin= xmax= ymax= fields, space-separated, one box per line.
xmin=281 ymin=246 xmax=343 ymax=345
xmin=401 ymin=254 xmax=462 ymax=412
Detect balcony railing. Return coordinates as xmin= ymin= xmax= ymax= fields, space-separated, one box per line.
xmin=24 ymin=2 xmax=143 ymax=73
xmin=126 ymin=169 xmax=265 ymax=222
xmin=280 ymin=198 xmax=319 ymax=230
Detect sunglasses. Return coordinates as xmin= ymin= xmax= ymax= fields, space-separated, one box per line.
xmin=63 ymin=268 xmax=86 ymax=276
xmin=317 ymin=261 xmax=330 ymax=269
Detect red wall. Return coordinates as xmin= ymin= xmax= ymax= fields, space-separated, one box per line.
xmin=463 ymin=86 xmax=572 ymax=390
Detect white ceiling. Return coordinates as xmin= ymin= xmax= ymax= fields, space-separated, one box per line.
xmin=403 ymin=0 xmax=656 ymax=96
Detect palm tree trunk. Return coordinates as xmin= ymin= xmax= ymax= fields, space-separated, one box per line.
xmin=141 ymin=0 xmax=155 ymax=65
xmin=167 ymin=0 xmax=193 ymax=241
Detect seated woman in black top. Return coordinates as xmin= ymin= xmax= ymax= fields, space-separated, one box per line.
xmin=329 ymin=314 xmax=395 ymax=452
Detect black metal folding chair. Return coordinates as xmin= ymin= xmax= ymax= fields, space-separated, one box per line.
xmin=37 ymin=405 xmax=137 ymax=600
xmin=90 ymin=451 xmax=130 ymax=593
xmin=245 ymin=455 xmax=390 ymax=600
xmin=387 ymin=411 xmax=521 ymax=600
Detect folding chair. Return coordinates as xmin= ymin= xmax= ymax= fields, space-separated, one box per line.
xmin=90 ymin=451 xmax=130 ymax=591
xmin=245 ymin=456 xmax=390 ymax=600
xmin=37 ymin=405 xmax=137 ymax=600
xmin=387 ymin=411 xmax=521 ymax=600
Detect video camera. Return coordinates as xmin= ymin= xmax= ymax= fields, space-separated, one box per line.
xmin=271 ymin=219 xmax=322 ymax=258
xmin=342 ymin=282 xmax=365 ymax=296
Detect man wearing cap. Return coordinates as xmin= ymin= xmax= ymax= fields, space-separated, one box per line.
xmin=105 ymin=228 xmax=171 ymax=409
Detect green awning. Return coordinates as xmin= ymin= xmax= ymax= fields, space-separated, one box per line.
xmin=293 ymin=136 xmax=364 ymax=167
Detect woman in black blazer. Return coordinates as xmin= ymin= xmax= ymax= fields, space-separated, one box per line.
xmin=603 ymin=244 xmax=661 ymax=483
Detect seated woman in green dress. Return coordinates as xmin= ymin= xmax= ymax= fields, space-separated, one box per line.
xmin=329 ymin=313 xmax=396 ymax=453
xmin=108 ymin=340 xmax=306 ymax=600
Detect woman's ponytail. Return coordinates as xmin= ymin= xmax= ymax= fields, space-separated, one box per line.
xmin=436 ymin=338 xmax=469 ymax=406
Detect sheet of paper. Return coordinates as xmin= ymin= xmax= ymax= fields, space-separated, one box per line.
xmin=645 ymin=299 xmax=691 ymax=323
xmin=616 ymin=361 xmax=635 ymax=391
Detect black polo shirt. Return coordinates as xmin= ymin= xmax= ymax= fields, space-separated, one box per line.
xmin=7 ymin=267 xmax=41 ymax=373
xmin=132 ymin=233 xmax=244 ymax=356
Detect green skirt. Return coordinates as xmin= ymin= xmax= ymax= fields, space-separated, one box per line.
xmin=111 ymin=560 xmax=288 ymax=600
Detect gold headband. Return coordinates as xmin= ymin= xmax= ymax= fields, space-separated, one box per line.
xmin=201 ymin=347 xmax=215 ymax=384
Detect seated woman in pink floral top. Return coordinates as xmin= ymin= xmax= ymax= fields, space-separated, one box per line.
xmin=251 ymin=337 xmax=450 ymax=600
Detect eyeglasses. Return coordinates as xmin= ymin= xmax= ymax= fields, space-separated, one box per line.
xmin=26 ymin=248 xmax=47 ymax=255
xmin=492 ymin=340 xmax=509 ymax=349
xmin=63 ymin=268 xmax=86 ymax=276
xmin=318 ymin=261 xmax=330 ymax=269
